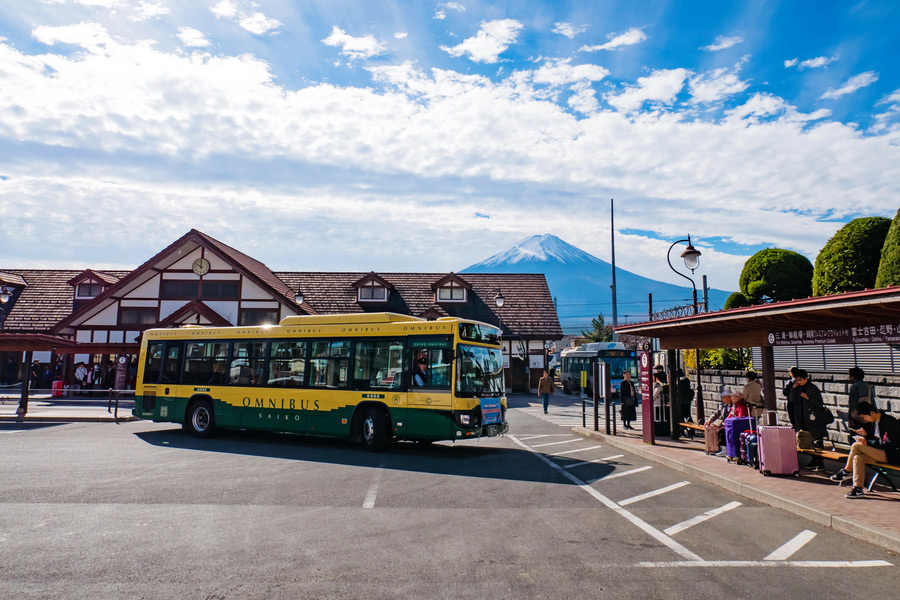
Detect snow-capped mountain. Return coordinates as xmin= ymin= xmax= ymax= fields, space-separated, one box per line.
xmin=463 ymin=234 xmax=732 ymax=335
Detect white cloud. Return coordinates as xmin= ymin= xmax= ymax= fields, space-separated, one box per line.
xmin=580 ymin=27 xmax=647 ymax=52
xmin=32 ymin=21 xmax=113 ymax=52
xmin=322 ymin=27 xmax=387 ymax=61
xmin=210 ymin=1 xmax=281 ymax=35
xmin=820 ymin=71 xmax=878 ymax=100
xmin=440 ymin=19 xmax=523 ymax=63
xmin=688 ymin=61 xmax=750 ymax=104
xmin=210 ymin=0 xmax=237 ymax=19
xmin=2 ymin=30 xmax=899 ymax=288
xmin=785 ymin=55 xmax=837 ymax=69
xmin=606 ymin=68 xmax=688 ymax=112
xmin=552 ymin=22 xmax=588 ymax=39
xmin=531 ymin=59 xmax=609 ymax=86
xmin=433 ymin=2 xmax=465 ymax=20
xmin=177 ymin=27 xmax=210 ymax=48
xmin=133 ymin=1 xmax=169 ymax=20
xmin=394 ymin=32 xmax=408 ymax=39
xmin=701 ymin=34 xmax=743 ymax=51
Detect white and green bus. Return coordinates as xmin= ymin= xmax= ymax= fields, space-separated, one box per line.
xmin=133 ymin=313 xmax=507 ymax=450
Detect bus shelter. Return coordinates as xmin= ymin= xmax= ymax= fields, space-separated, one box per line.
xmin=615 ymin=286 xmax=900 ymax=442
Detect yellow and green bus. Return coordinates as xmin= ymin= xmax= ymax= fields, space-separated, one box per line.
xmin=133 ymin=313 xmax=507 ymax=450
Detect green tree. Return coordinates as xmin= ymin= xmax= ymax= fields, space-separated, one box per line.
xmin=876 ymin=208 xmax=900 ymax=288
xmin=723 ymin=291 xmax=752 ymax=309
xmin=812 ymin=217 xmax=891 ymax=295
xmin=739 ymin=248 xmax=813 ymax=303
xmin=581 ymin=314 xmax=613 ymax=342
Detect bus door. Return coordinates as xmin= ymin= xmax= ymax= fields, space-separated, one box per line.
xmin=407 ymin=338 xmax=453 ymax=439
xmin=140 ymin=340 xmax=182 ymax=420
xmin=353 ymin=338 xmax=406 ymax=436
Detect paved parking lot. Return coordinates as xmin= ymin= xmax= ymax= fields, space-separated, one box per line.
xmin=1 ymin=402 xmax=897 ymax=599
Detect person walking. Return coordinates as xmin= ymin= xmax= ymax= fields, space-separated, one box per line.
xmin=620 ymin=371 xmax=637 ymax=429
xmin=537 ymin=370 xmax=553 ymax=414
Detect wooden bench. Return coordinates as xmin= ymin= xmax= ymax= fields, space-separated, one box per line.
xmin=798 ymin=447 xmax=900 ymax=492
xmin=679 ymin=422 xmax=705 ymax=439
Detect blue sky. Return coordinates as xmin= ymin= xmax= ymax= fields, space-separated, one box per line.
xmin=1 ymin=0 xmax=898 ymax=292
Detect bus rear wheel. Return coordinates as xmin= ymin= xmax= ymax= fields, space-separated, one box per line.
xmin=361 ymin=407 xmax=388 ymax=452
xmin=185 ymin=399 xmax=216 ymax=438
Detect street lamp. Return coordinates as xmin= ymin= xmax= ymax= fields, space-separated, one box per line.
xmin=294 ymin=290 xmax=304 ymax=304
xmin=665 ymin=236 xmax=705 ymax=437
xmin=666 ymin=235 xmax=702 ymax=314
xmin=0 ymin=285 xmax=11 ymax=304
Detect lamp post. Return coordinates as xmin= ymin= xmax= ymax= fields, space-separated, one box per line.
xmin=665 ymin=236 xmax=704 ymax=438
xmin=0 ymin=285 xmax=10 ymax=330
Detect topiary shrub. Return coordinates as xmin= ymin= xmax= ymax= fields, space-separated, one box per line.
xmin=723 ymin=291 xmax=752 ymax=309
xmin=739 ymin=248 xmax=813 ymax=303
xmin=812 ymin=217 xmax=891 ymax=295
xmin=876 ymin=209 xmax=900 ymax=288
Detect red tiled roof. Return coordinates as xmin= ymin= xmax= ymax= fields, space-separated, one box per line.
xmin=0 ymin=270 xmax=129 ymax=333
xmin=275 ymin=271 xmax=562 ymax=339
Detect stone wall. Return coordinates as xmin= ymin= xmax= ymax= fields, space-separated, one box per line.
xmin=688 ymin=368 xmax=900 ymax=450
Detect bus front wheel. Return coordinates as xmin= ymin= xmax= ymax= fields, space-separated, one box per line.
xmin=361 ymin=407 xmax=388 ymax=452
xmin=184 ymin=399 xmax=216 ymax=438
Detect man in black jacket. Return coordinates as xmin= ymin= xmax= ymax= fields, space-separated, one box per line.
xmin=831 ymin=402 xmax=900 ymax=498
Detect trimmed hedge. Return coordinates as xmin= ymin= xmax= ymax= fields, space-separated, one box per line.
xmin=739 ymin=248 xmax=813 ymax=303
xmin=723 ymin=291 xmax=752 ymax=309
xmin=812 ymin=217 xmax=891 ymax=295
xmin=876 ymin=209 xmax=900 ymax=288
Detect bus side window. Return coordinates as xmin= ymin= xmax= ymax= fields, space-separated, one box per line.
xmin=161 ymin=343 xmax=182 ymax=384
xmin=144 ymin=342 xmax=164 ymax=384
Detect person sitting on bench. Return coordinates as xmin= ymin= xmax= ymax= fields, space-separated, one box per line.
xmin=830 ymin=401 xmax=900 ymax=498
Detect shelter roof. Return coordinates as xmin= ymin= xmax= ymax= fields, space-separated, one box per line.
xmin=615 ymin=286 xmax=900 ymax=349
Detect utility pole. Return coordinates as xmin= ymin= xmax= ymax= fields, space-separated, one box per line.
xmin=610 ymin=199 xmax=618 ymax=341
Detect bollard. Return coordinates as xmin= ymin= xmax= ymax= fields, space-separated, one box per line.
xmin=612 ymin=403 xmax=617 ymax=435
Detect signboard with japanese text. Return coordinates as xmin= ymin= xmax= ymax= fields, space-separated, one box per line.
xmin=768 ymin=324 xmax=900 ymax=346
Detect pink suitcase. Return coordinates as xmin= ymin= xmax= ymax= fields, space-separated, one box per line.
xmin=757 ymin=425 xmax=799 ymax=476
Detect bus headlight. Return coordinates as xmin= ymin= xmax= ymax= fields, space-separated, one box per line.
xmin=459 ymin=414 xmax=471 ymax=426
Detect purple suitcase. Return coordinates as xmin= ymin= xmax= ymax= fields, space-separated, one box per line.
xmin=757 ymin=425 xmax=799 ymax=476
xmin=724 ymin=417 xmax=755 ymax=458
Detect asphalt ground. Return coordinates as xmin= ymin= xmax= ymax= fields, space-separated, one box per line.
xmin=0 ymin=398 xmax=898 ymax=599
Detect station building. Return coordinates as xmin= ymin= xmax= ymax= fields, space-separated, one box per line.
xmin=0 ymin=229 xmax=562 ymax=393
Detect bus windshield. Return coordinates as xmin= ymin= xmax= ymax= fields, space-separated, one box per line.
xmin=602 ymin=356 xmax=638 ymax=380
xmin=456 ymin=344 xmax=504 ymax=397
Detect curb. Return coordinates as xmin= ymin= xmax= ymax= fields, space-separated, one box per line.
xmin=572 ymin=426 xmax=900 ymax=554
xmin=0 ymin=416 xmax=140 ymax=423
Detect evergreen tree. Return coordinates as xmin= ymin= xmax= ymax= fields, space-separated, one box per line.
xmin=581 ymin=314 xmax=614 ymax=342
xmin=876 ymin=208 xmax=900 ymax=288
xmin=739 ymin=248 xmax=813 ymax=303
xmin=812 ymin=217 xmax=891 ymax=295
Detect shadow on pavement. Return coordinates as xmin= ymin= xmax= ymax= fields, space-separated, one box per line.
xmin=134 ymin=426 xmax=631 ymax=484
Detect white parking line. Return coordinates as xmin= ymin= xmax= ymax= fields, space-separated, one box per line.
xmin=531 ymin=438 xmax=580 ymax=448
xmin=764 ymin=530 xmax=817 ymax=561
xmin=619 ymin=481 xmax=690 ymax=506
xmin=562 ymin=455 xmax=624 ymax=470
xmin=362 ymin=466 xmax=384 ymax=509
xmin=664 ymin=501 xmax=742 ymax=536
xmin=637 ymin=560 xmax=892 ymax=568
xmin=518 ymin=434 xmax=569 ymax=441
xmin=553 ymin=444 xmax=604 ymax=456
xmin=589 ymin=465 xmax=653 ymax=482
xmin=509 ymin=435 xmax=704 ymax=562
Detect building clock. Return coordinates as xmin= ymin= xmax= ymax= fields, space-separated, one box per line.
xmin=192 ymin=257 xmax=211 ymax=276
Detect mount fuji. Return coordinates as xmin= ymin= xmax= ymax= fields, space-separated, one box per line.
xmin=462 ymin=234 xmax=732 ymax=335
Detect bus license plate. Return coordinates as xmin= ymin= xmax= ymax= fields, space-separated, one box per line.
xmin=486 ymin=425 xmax=499 ymax=437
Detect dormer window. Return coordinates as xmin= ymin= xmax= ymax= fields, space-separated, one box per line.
xmin=76 ymin=283 xmax=103 ymax=298
xmin=437 ymin=281 xmax=467 ymax=302
xmin=358 ymin=281 xmax=388 ymax=302
xmin=353 ymin=272 xmax=394 ymax=303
